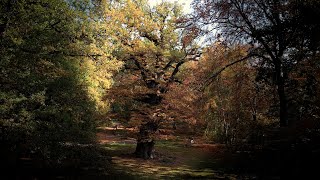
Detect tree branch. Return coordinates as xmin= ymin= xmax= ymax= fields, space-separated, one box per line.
xmin=140 ymin=32 xmax=160 ymax=46
xmin=203 ymin=53 xmax=254 ymax=88
xmin=169 ymin=61 xmax=185 ymax=83
xmin=132 ymin=57 xmax=149 ymax=83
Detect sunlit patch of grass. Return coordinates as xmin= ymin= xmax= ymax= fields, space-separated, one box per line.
xmin=102 ymin=142 xmax=135 ymax=156
xmin=156 ymin=139 xmax=181 ymax=146
xmin=103 ymin=142 xmax=135 ymax=148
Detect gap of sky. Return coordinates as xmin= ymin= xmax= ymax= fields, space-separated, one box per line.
xmin=148 ymin=0 xmax=193 ymax=14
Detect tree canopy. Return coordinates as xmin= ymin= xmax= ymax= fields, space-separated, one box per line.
xmin=0 ymin=0 xmax=121 ymax=167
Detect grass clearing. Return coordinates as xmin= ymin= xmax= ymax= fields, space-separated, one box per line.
xmin=101 ymin=136 xmax=243 ymax=179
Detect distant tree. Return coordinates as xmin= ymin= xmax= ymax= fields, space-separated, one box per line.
xmin=191 ymin=0 xmax=320 ymax=127
xmin=191 ymin=43 xmax=274 ymax=144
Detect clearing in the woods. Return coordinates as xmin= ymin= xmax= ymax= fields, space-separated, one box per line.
xmin=98 ymin=127 xmax=266 ymax=179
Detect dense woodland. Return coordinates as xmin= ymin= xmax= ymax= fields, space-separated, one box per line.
xmin=1 ymin=0 xmax=320 ymax=179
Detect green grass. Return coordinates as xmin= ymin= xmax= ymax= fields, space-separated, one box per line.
xmin=102 ymin=139 xmax=241 ymax=179
xmin=103 ymin=142 xmax=135 ymax=156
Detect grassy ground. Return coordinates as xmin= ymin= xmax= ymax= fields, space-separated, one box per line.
xmin=98 ymin=127 xmax=257 ymax=179
xmin=3 ymin=126 xmax=317 ymax=179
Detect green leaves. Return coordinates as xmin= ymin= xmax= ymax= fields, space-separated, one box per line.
xmin=0 ymin=0 xmax=122 ymax=164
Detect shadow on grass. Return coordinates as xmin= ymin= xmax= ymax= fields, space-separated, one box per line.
xmin=103 ymin=140 xmax=243 ymax=179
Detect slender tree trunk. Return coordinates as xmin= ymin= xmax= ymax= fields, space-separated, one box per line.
xmin=275 ymin=60 xmax=288 ymax=127
xmin=278 ymin=79 xmax=288 ymax=127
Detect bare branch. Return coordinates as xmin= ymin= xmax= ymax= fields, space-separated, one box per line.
xmin=203 ymin=53 xmax=254 ymax=88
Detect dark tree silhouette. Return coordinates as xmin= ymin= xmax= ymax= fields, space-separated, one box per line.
xmin=191 ymin=0 xmax=320 ymax=127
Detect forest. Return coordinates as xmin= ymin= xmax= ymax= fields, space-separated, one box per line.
xmin=0 ymin=0 xmax=320 ymax=179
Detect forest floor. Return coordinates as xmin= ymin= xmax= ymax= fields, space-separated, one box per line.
xmin=97 ymin=127 xmax=264 ymax=179
xmin=7 ymin=126 xmax=318 ymax=179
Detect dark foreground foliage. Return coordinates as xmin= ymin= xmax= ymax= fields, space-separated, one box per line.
xmin=0 ymin=144 xmax=111 ymax=180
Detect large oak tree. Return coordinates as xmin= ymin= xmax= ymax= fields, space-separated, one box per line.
xmin=102 ymin=0 xmax=200 ymax=158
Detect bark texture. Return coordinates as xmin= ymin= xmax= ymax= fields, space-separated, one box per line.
xmin=134 ymin=121 xmax=158 ymax=159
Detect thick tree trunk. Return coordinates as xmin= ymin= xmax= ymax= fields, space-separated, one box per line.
xmin=134 ymin=139 xmax=155 ymax=159
xmin=134 ymin=88 xmax=162 ymax=159
xmin=134 ymin=121 xmax=158 ymax=159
